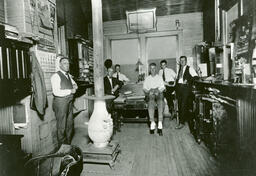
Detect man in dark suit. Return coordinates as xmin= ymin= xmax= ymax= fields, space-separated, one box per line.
xmin=104 ymin=67 xmax=122 ymax=96
xmin=104 ymin=67 xmax=123 ymax=112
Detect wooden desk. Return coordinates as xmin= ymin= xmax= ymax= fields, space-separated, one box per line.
xmin=113 ymin=95 xmax=149 ymax=131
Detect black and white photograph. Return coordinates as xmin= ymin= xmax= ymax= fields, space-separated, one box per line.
xmin=0 ymin=0 xmax=256 ymax=176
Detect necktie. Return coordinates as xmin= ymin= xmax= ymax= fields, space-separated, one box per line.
xmin=162 ymin=69 xmax=166 ymax=81
xmin=66 ymin=72 xmax=71 ymax=82
xmin=178 ymin=66 xmax=184 ymax=80
xmin=109 ymin=77 xmax=113 ymax=89
xmin=117 ymin=73 xmax=119 ymax=80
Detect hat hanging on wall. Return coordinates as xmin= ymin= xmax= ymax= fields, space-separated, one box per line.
xmin=104 ymin=59 xmax=112 ymax=69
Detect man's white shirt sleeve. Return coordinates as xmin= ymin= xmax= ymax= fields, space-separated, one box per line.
xmin=113 ymin=72 xmax=130 ymax=82
xmin=189 ymin=67 xmax=198 ymax=77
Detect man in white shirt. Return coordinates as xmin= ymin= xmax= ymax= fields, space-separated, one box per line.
xmin=175 ymin=56 xmax=198 ymax=129
xmin=159 ymin=59 xmax=176 ymax=115
xmin=143 ymin=63 xmax=165 ymax=136
xmin=113 ymin=64 xmax=130 ymax=83
xmin=51 ymin=57 xmax=78 ymax=145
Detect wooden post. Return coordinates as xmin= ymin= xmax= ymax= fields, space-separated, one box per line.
xmin=91 ymin=0 xmax=104 ymax=97
xmin=222 ymin=10 xmax=229 ymax=80
xmin=86 ymin=0 xmax=114 ymax=148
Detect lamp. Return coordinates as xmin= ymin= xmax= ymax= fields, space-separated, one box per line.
xmin=136 ymin=59 xmax=143 ymax=74
xmin=175 ymin=19 xmax=180 ymax=30
xmin=136 ymin=59 xmax=144 ymax=82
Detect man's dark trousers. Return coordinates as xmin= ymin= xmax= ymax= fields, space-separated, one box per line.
xmin=176 ymin=84 xmax=192 ymax=124
xmin=164 ymin=86 xmax=175 ymax=112
xmin=53 ymin=95 xmax=74 ymax=145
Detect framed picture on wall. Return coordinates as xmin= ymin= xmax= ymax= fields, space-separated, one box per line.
xmin=126 ymin=8 xmax=157 ymax=33
xmin=37 ymin=0 xmax=55 ymax=34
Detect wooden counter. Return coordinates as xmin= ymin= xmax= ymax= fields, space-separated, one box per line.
xmin=195 ymin=80 xmax=256 ymax=154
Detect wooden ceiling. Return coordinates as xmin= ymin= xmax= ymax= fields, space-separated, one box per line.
xmin=80 ymin=0 xmax=204 ymax=22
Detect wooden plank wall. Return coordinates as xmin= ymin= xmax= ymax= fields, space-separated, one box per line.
xmin=0 ymin=0 xmax=5 ymax=22
xmin=0 ymin=106 xmax=15 ymax=134
xmin=103 ymin=12 xmax=203 ymax=57
xmin=5 ymin=0 xmax=26 ymax=31
xmin=0 ymin=0 xmax=59 ymax=157
xmin=237 ymin=97 xmax=256 ymax=152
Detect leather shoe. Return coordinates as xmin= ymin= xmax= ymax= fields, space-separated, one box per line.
xmin=150 ymin=129 xmax=154 ymax=134
xmin=157 ymin=129 xmax=163 ymax=136
xmin=175 ymin=124 xmax=184 ymax=130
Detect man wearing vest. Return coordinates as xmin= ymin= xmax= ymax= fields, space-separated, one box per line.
xmin=51 ymin=57 xmax=78 ymax=145
xmin=175 ymin=56 xmax=198 ymax=129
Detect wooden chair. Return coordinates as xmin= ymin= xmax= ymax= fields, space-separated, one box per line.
xmin=25 ymin=144 xmax=83 ymax=176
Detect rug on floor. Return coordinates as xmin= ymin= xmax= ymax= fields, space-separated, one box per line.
xmin=81 ymin=151 xmax=135 ymax=176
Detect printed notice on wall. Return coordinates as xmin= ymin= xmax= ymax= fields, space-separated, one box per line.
xmin=36 ymin=49 xmax=56 ymax=73
xmin=36 ymin=49 xmax=56 ymax=91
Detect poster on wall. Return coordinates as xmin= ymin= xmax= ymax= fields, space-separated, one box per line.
xmin=37 ymin=0 xmax=55 ymax=33
xmin=36 ymin=48 xmax=57 ymax=91
xmin=36 ymin=49 xmax=56 ymax=73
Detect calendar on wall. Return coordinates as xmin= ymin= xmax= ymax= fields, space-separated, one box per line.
xmin=36 ymin=49 xmax=56 ymax=73
xmin=36 ymin=49 xmax=57 ymax=91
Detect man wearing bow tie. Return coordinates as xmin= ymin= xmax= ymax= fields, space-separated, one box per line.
xmin=51 ymin=57 xmax=78 ymax=145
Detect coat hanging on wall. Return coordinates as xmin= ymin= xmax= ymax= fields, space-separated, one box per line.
xmin=30 ymin=51 xmax=48 ymax=117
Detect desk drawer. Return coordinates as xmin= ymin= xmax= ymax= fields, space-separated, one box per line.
xmin=125 ymin=100 xmax=147 ymax=109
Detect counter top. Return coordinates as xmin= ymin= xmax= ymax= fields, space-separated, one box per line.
xmin=195 ymin=80 xmax=256 ymax=99
xmin=196 ymin=80 xmax=256 ymax=89
xmin=75 ymin=81 xmax=94 ymax=97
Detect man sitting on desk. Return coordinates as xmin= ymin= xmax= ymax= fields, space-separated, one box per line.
xmin=113 ymin=64 xmax=130 ymax=84
xmin=143 ymin=63 xmax=165 ymax=136
xmin=104 ymin=67 xmax=123 ymax=112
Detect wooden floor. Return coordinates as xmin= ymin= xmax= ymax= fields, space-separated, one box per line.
xmin=75 ymin=110 xmax=256 ymax=176
xmin=110 ymin=119 xmax=218 ymax=176
xmin=73 ymin=109 xmax=256 ymax=176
